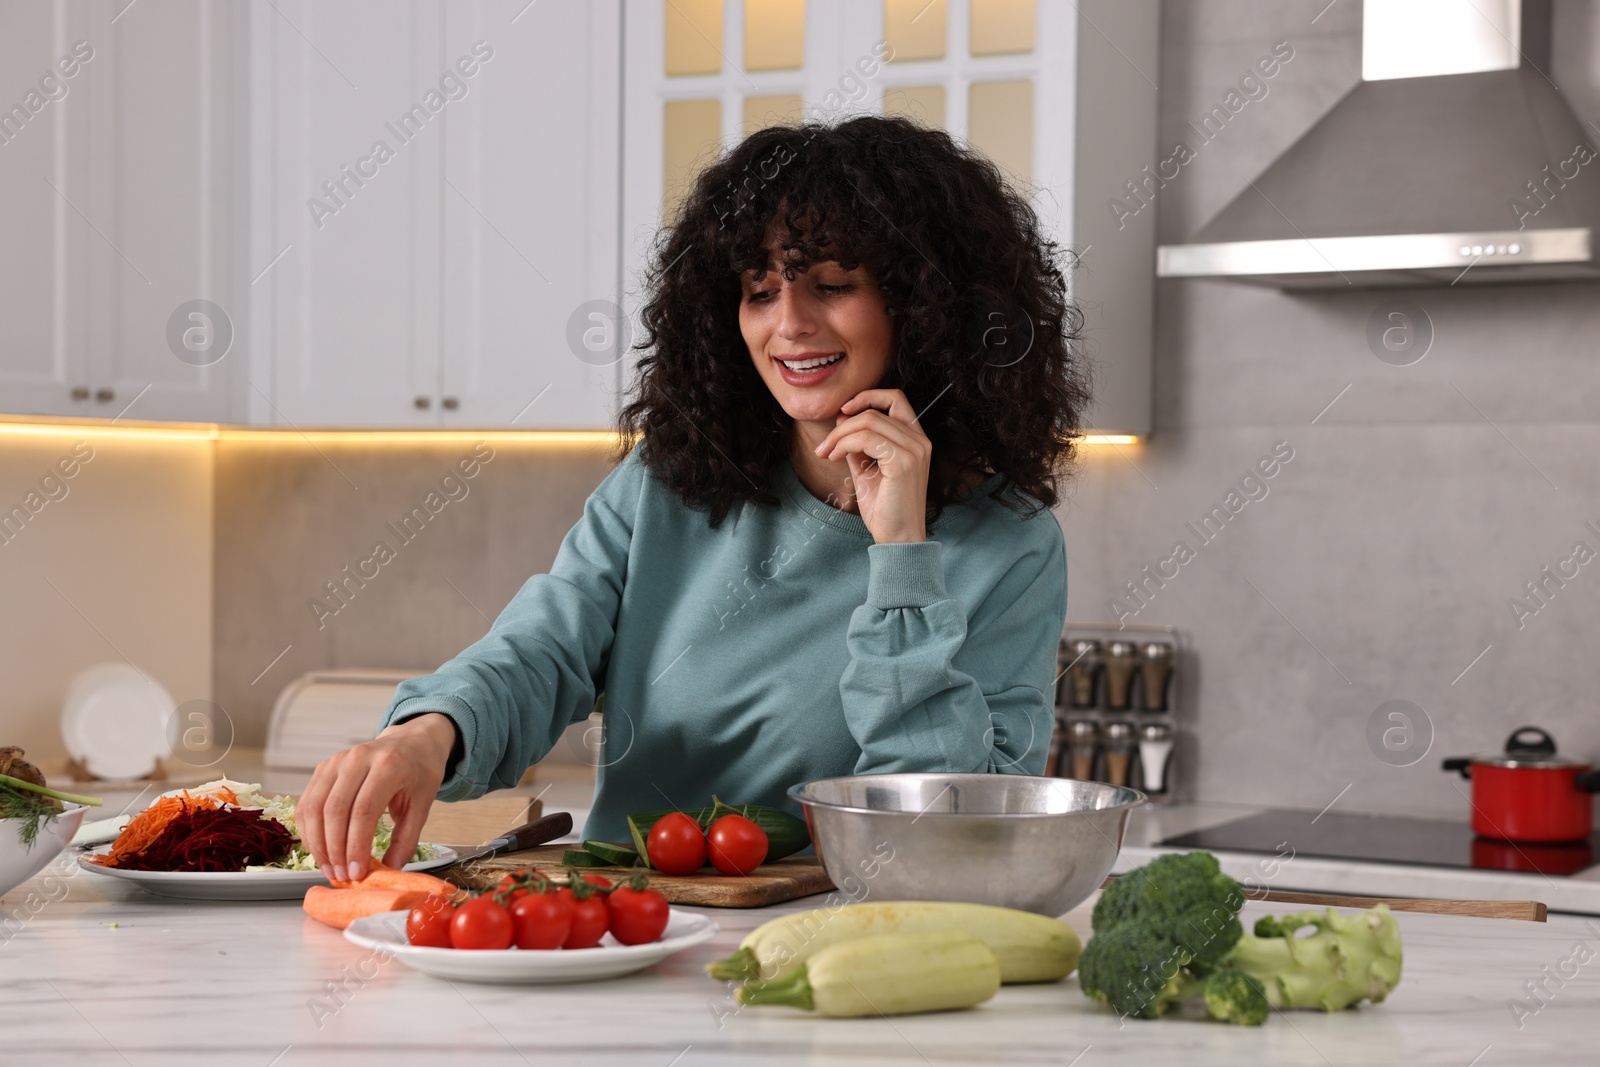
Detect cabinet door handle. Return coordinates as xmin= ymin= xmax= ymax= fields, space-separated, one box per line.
xmin=71 ymin=386 xmax=90 ymax=401
xmin=95 ymin=388 xmax=115 ymax=403
xmin=414 ymin=396 xmax=432 ymax=410
xmin=441 ymin=396 xmax=459 ymax=411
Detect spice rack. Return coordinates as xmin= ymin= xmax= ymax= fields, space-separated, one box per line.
xmin=1048 ymin=622 xmax=1184 ymax=804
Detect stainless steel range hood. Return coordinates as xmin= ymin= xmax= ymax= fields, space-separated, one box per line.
xmin=1157 ymin=0 xmax=1600 ymax=289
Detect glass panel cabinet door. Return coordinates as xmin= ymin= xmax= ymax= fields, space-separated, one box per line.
xmin=621 ymin=0 xmax=1073 ymax=375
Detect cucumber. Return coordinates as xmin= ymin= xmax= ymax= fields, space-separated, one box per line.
xmin=561 ymin=849 xmax=611 ymax=867
xmin=626 ymin=814 xmax=653 ymax=867
xmin=737 ymin=929 xmax=1000 ymax=1017
xmin=707 ymin=900 xmax=1081 ymax=985
xmin=582 ymin=840 xmax=639 ymax=867
xmin=626 ymin=800 xmax=809 ymax=869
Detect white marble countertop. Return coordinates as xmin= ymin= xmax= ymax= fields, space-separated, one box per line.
xmin=12 ymin=768 xmax=1596 ymax=1063
xmin=5 ymin=837 xmax=1598 ymax=1066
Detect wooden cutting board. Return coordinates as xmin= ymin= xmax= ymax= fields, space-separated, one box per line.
xmin=445 ymin=845 xmax=834 ymax=908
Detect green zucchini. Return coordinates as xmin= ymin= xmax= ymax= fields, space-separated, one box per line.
xmin=626 ymin=799 xmax=809 ymax=869
xmin=561 ymin=848 xmax=611 ymax=867
xmin=581 ymin=839 xmax=639 ymax=867
xmin=736 ymin=929 xmax=1001 ymax=1017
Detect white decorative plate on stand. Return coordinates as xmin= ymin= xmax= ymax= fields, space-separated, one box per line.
xmin=60 ymin=662 xmax=175 ymax=780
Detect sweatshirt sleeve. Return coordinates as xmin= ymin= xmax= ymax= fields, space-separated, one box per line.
xmin=837 ymin=518 xmax=1067 ymax=776
xmin=378 ymin=450 xmax=642 ymax=801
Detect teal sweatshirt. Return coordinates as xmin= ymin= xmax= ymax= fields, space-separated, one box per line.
xmin=381 ymin=446 xmax=1068 ymax=843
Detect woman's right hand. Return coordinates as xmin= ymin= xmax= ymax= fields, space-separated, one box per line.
xmin=296 ymin=712 xmax=458 ymax=884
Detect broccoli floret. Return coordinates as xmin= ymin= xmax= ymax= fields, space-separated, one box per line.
xmin=1091 ymin=851 xmax=1245 ymax=969
xmin=1079 ymin=852 xmax=1245 ymax=1019
xmin=1078 ymin=924 xmax=1202 ymax=1019
xmin=1226 ymin=905 xmax=1404 ymax=1012
xmin=1202 ymin=967 xmax=1269 ymax=1025
xmin=1252 ymin=914 xmax=1290 ymax=938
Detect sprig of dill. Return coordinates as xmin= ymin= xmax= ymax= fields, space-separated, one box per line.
xmin=0 ymin=772 xmax=103 ymax=850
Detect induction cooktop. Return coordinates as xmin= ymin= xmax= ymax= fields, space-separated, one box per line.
xmin=1159 ymin=810 xmax=1600 ymax=877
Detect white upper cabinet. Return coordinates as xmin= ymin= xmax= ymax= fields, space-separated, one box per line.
xmin=0 ymin=0 xmax=237 ymax=422
xmin=437 ymin=2 xmax=622 ymax=429
xmin=249 ymin=0 xmax=621 ymax=428
xmin=0 ymin=2 xmax=85 ymax=417
xmin=248 ymin=0 xmax=447 ymax=427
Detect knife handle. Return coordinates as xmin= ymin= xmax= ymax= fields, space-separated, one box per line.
xmin=501 ymin=811 xmax=572 ymax=851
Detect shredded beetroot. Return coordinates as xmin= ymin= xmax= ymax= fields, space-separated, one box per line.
xmin=109 ymin=805 xmax=294 ymax=872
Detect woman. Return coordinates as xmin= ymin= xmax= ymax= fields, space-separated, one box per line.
xmin=300 ymin=115 xmax=1088 ymax=883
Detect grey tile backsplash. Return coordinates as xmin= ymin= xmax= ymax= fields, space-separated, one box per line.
xmin=213 ymin=440 xmax=616 ymax=747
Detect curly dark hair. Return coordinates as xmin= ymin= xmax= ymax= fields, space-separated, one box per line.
xmin=618 ymin=113 xmax=1089 ymax=527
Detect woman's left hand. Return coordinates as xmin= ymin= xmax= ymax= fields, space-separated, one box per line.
xmin=814 ymin=388 xmax=932 ymax=544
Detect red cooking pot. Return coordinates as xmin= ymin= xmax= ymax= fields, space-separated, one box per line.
xmin=1443 ymin=726 xmax=1600 ymax=843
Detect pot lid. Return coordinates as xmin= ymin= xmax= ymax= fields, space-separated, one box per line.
xmin=1472 ymin=752 xmax=1588 ymax=769
xmin=1473 ymin=726 xmax=1588 ymax=769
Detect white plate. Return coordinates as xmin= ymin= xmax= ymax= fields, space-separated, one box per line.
xmin=343 ymin=908 xmax=719 ymax=983
xmin=77 ymin=845 xmax=459 ymax=901
xmin=60 ymin=662 xmax=175 ymax=780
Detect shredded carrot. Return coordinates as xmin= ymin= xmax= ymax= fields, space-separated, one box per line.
xmin=90 ymin=789 xmax=237 ymax=867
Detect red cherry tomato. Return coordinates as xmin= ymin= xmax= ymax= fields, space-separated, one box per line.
xmin=496 ymin=873 xmax=531 ymax=902
xmin=607 ymin=885 xmax=670 ymax=945
xmin=509 ymin=890 xmax=574 ymax=950
xmin=647 ymin=812 xmax=707 ymax=875
xmin=578 ymin=873 xmax=613 ymax=889
xmin=450 ymin=896 xmax=514 ymax=950
xmin=559 ymin=890 xmax=611 ymax=949
xmin=707 ymin=813 xmax=769 ymax=876
xmin=405 ymin=894 xmax=455 ymax=948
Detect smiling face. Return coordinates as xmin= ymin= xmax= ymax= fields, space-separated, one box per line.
xmin=739 ymin=240 xmax=895 ymax=428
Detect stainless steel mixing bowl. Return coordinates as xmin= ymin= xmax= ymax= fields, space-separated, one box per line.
xmin=789 ymin=773 xmax=1144 ymax=916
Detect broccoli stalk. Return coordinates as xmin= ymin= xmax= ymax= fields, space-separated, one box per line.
xmin=1225 ymin=906 xmax=1404 ymax=1012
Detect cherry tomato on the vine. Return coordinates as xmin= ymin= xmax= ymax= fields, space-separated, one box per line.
xmin=405 ymin=894 xmax=455 ymax=948
xmin=509 ymin=890 xmax=574 ymax=950
xmin=707 ymin=813 xmax=768 ymax=876
xmin=559 ymin=890 xmax=610 ymax=949
xmin=647 ymin=812 xmax=707 ymax=875
xmin=496 ymin=873 xmax=533 ymax=902
xmin=450 ymin=895 xmax=514 ymax=950
xmin=607 ymin=885 xmax=670 ymax=945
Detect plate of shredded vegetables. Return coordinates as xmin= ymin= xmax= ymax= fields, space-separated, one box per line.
xmin=77 ymin=778 xmax=456 ymax=900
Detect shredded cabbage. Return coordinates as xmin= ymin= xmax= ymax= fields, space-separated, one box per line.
xmin=178 ymin=779 xmax=439 ymax=872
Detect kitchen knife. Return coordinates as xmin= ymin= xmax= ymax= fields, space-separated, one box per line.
xmin=439 ymin=811 xmax=573 ymax=867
